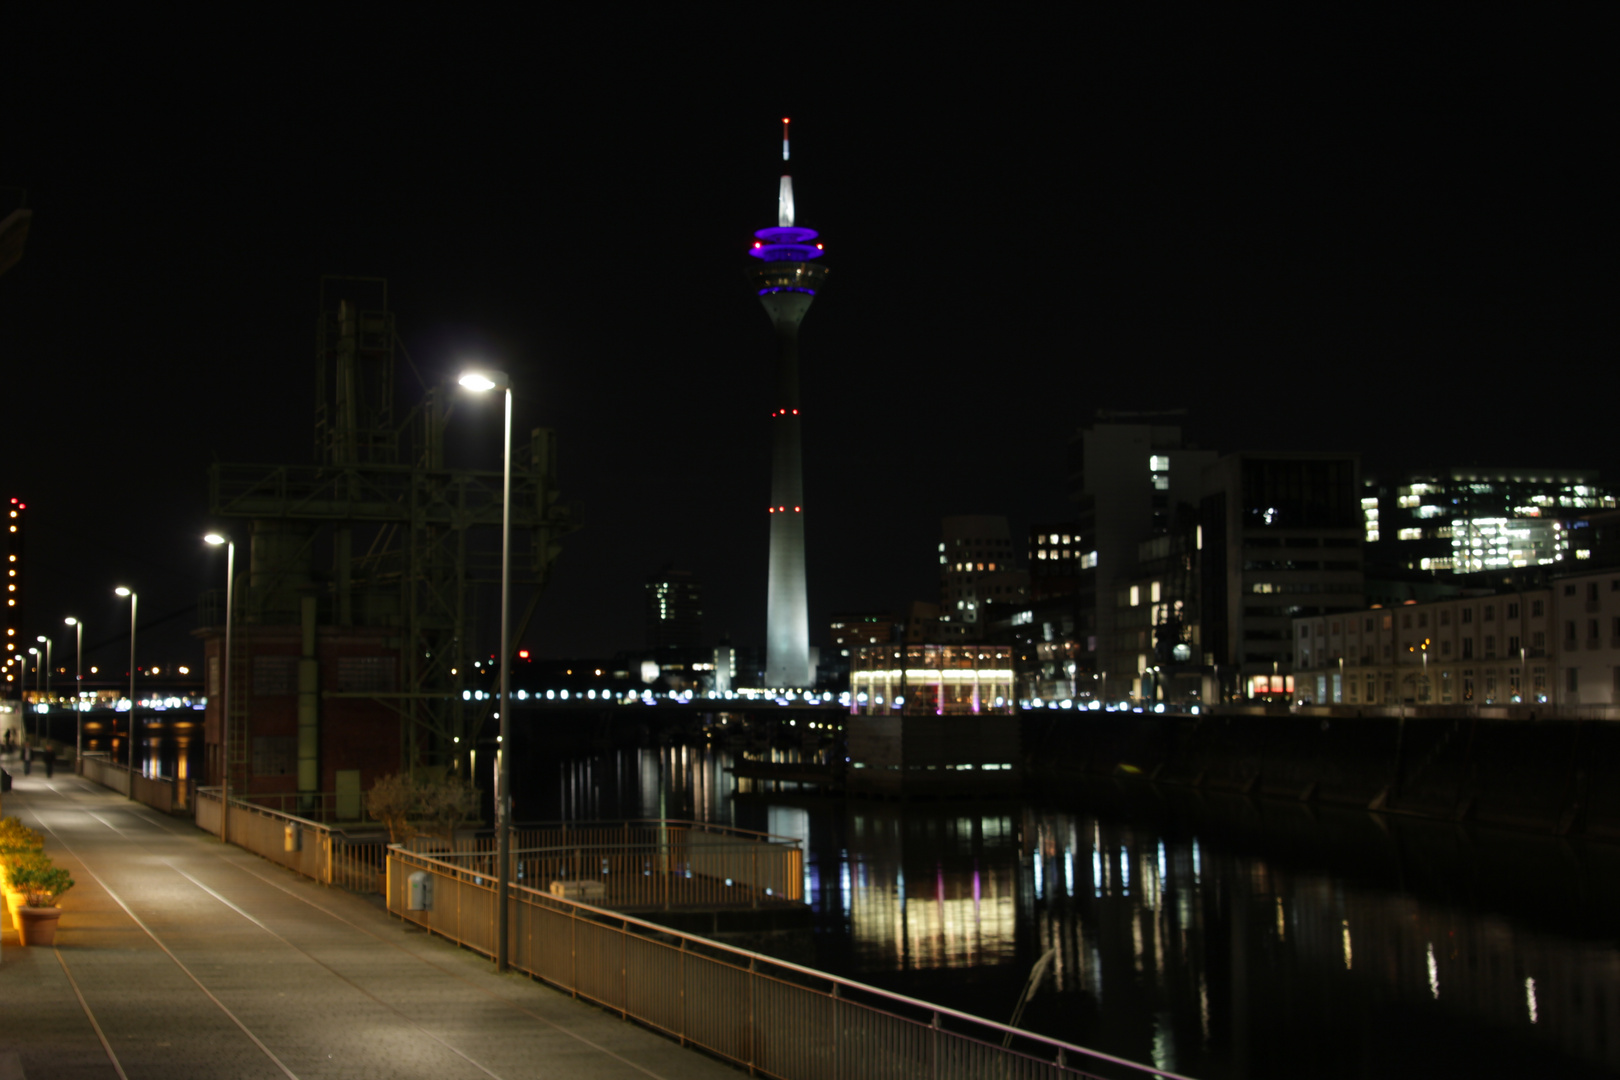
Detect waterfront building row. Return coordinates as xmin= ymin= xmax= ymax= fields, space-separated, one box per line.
xmin=1292 ymin=566 xmax=1620 ymax=707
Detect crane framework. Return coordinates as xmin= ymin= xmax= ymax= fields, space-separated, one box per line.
xmin=207 ymin=277 xmax=572 ymax=782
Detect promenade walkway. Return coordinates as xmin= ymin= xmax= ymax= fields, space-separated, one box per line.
xmin=0 ymin=766 xmax=742 ymax=1080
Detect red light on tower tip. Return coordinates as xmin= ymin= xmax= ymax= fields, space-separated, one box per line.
xmin=518 ymin=649 xmax=530 ymax=660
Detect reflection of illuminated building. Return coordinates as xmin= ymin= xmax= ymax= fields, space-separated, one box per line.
xmin=844 ymin=807 xmax=1022 ymax=972
xmin=847 ymin=644 xmax=1019 ymax=797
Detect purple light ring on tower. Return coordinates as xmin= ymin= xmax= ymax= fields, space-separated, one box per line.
xmin=754 ymin=226 xmax=819 ymax=244
xmin=749 ymin=243 xmax=825 ymax=261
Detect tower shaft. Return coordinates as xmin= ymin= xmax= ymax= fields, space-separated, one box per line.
xmin=763 ymin=298 xmax=810 ymax=687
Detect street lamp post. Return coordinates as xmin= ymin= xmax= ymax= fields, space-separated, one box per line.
xmin=459 ymin=367 xmax=514 ymax=973
xmin=116 ymin=586 xmax=138 ymax=794
xmin=205 ymin=534 xmax=235 ymax=841
xmin=35 ymin=636 xmax=52 ymax=703
xmin=65 ymin=618 xmax=82 ymax=767
xmin=26 ymin=648 xmax=40 ymax=744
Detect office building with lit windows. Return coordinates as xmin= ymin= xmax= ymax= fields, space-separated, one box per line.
xmin=1362 ymin=468 xmax=1616 ymax=574
xmin=1069 ymin=419 xmax=1217 ymax=684
xmin=937 ymin=516 xmax=1027 ymax=639
xmin=1200 ymin=452 xmax=1364 ymax=700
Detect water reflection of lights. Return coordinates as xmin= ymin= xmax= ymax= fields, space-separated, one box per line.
xmin=519 ymin=747 xmax=1619 ymax=1077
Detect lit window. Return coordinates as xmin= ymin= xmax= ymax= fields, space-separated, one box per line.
xmin=1130 ymin=585 xmax=1140 ymax=606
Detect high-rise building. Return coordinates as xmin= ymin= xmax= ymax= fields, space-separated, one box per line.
xmin=748 ymin=119 xmax=827 ymax=688
xmin=1200 ymin=452 xmax=1364 ymax=698
xmin=1069 ymin=418 xmax=1217 ymax=680
xmin=937 ymin=516 xmax=1027 ymax=639
xmin=645 ymin=566 xmax=702 ymax=649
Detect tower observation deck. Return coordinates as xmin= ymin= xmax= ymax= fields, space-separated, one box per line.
xmin=749 ymin=119 xmax=826 ymax=689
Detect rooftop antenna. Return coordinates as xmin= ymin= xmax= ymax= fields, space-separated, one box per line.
xmin=778 ymin=117 xmax=795 ymax=227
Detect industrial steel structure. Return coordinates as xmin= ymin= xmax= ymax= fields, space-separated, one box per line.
xmin=203 ymin=277 xmax=572 ymax=810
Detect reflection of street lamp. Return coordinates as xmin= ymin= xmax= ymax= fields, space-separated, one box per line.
xmin=205 ymin=533 xmax=235 ymax=841
xmin=458 ymin=366 xmax=514 ymax=973
xmin=116 ymin=586 xmax=138 ymax=789
xmin=65 ymin=618 xmax=83 ymax=765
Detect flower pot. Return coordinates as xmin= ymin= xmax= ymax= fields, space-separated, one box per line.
xmin=17 ymin=905 xmax=62 ymax=946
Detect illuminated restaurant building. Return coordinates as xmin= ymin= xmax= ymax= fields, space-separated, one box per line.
xmin=847 ymin=644 xmax=1019 ymax=797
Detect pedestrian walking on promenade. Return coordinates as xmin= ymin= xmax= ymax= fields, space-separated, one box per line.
xmin=42 ymin=746 xmax=55 ymax=778
xmin=21 ymin=743 xmax=31 ymax=775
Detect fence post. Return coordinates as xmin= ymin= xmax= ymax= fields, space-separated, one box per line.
xmin=679 ymin=937 xmax=687 ymax=1046
xmin=832 ymin=982 xmax=841 ymax=1080
xmin=931 ymin=1010 xmax=940 ymax=1080
xmin=620 ymin=916 xmax=628 ymax=1019
xmin=752 ymin=846 xmax=759 ymax=909
xmin=748 ymin=956 xmax=757 ymax=1076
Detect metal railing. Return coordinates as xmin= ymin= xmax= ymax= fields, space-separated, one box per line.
xmin=387 ymin=847 xmax=1197 ymax=1080
xmin=194 ymin=787 xmax=388 ymax=891
xmin=79 ymin=752 xmax=188 ymax=812
xmin=404 ymin=819 xmax=803 ymax=908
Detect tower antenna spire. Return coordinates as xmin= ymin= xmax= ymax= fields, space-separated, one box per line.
xmin=778 ymin=117 xmax=795 ymax=227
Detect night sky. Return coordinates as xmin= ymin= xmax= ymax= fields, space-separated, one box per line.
xmin=1 ymin=13 xmax=1608 ymax=674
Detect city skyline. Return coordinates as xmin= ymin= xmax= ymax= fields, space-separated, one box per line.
xmin=0 ymin=14 xmax=1608 ymax=671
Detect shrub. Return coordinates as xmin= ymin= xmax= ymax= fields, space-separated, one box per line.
xmin=3 ymin=851 xmax=50 ymax=891
xmin=9 ymin=861 xmax=74 ymax=907
xmin=365 ymin=774 xmax=420 ymax=843
xmin=0 ymin=817 xmax=44 ymax=850
xmin=366 ymin=773 xmax=482 ymax=843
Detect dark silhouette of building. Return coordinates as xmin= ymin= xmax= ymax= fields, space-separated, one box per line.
xmin=645 ymin=566 xmax=702 ymax=649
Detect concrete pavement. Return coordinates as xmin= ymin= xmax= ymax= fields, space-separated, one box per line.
xmin=0 ymin=765 xmax=744 ymax=1080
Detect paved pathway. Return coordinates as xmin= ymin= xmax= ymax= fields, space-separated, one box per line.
xmin=0 ymin=766 xmax=743 ymax=1080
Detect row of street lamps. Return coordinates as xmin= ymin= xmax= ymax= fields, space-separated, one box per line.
xmin=11 ymin=591 xmax=137 ymax=786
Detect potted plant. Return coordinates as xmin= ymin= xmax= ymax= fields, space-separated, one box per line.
xmin=9 ymin=861 xmax=73 ymax=946
xmin=2 ymin=849 xmax=49 ymax=923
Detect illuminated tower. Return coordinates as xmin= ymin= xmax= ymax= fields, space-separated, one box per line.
xmin=748 ymin=119 xmax=827 ymax=688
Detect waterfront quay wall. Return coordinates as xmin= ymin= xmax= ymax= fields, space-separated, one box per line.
xmin=1023 ymin=709 xmax=1620 ymax=840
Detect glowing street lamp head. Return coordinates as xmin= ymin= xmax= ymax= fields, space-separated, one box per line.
xmin=64 ymin=617 xmax=77 ymax=627
xmin=205 ymin=533 xmax=227 ymax=547
xmin=116 ymin=586 xmax=132 ymax=598
xmin=458 ymin=369 xmax=510 ymax=393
